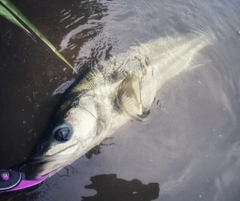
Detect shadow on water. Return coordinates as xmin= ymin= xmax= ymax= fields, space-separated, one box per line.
xmin=82 ymin=174 xmax=159 ymax=201
xmin=0 ymin=174 xmax=159 ymax=201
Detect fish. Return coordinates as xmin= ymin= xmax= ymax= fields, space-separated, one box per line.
xmin=28 ymin=28 xmax=216 ymax=178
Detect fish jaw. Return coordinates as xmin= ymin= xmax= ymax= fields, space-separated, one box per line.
xmin=29 ymin=143 xmax=80 ymax=178
xmin=28 ymin=127 xmax=116 ymax=178
xmin=27 ymin=95 xmax=113 ymax=178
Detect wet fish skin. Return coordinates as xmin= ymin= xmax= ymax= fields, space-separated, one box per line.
xmin=29 ymin=28 xmax=215 ymax=178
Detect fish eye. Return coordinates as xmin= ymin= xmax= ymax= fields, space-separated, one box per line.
xmin=53 ymin=125 xmax=72 ymax=142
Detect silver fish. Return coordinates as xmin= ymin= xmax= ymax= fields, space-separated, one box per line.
xmin=29 ymin=28 xmax=215 ymax=178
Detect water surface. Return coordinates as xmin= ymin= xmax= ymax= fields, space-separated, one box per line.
xmin=0 ymin=0 xmax=240 ymax=200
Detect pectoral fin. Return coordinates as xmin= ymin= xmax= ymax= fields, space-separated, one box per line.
xmin=115 ymin=71 xmax=143 ymax=119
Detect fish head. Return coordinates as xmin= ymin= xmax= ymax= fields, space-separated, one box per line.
xmin=28 ymin=96 xmax=100 ymax=178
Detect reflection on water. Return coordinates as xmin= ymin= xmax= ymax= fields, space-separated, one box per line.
xmin=52 ymin=78 xmax=76 ymax=95
xmin=85 ymin=138 xmax=115 ymax=159
xmin=58 ymin=0 xmax=110 ymax=71
xmin=0 ymin=0 xmax=240 ymax=200
xmin=82 ymin=174 xmax=159 ymax=201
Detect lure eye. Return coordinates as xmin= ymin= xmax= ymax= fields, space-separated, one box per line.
xmin=53 ymin=126 xmax=72 ymax=142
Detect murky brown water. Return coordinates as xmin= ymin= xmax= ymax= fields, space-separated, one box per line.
xmin=1 ymin=0 xmax=240 ymax=200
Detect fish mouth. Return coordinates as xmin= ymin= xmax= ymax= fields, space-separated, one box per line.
xmin=27 ymin=143 xmax=80 ymax=179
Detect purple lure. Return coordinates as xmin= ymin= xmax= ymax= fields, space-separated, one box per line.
xmin=0 ymin=169 xmax=48 ymax=193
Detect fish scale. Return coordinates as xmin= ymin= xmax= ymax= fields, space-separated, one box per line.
xmin=28 ymin=28 xmax=216 ymax=178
